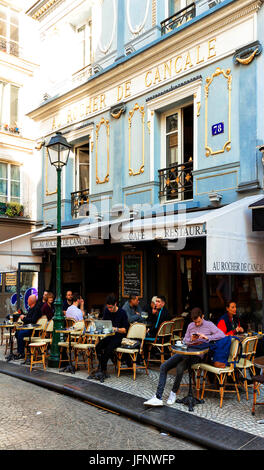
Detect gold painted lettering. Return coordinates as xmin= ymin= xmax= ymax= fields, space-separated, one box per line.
xmin=86 ymin=99 xmax=91 ymax=115
xmin=80 ymin=103 xmax=85 ymax=117
xmin=73 ymin=106 xmax=78 ymax=121
xmin=100 ymin=94 xmax=106 ymax=109
xmin=67 ymin=109 xmax=73 ymax=124
xmin=175 ymin=55 xmax=183 ymax=74
xmin=164 ymin=59 xmax=172 ymax=80
xmin=145 ymin=71 xmax=152 ymax=88
xmin=93 ymin=96 xmax=98 ymax=113
xmin=52 ymin=117 xmax=56 ymax=130
xmin=208 ymin=38 xmax=216 ymax=59
xmin=117 ymin=85 xmax=123 ymax=102
xmin=184 ymin=51 xmax=193 ymax=70
xmin=153 ymin=66 xmax=161 ymax=84
xmin=196 ymin=45 xmax=204 ymax=65
xmin=124 ymin=81 xmax=131 ymax=98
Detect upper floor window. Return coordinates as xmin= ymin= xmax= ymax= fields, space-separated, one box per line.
xmin=169 ymin=0 xmax=194 ymax=16
xmin=0 ymin=6 xmax=19 ymax=57
xmin=0 ymin=162 xmax=21 ymax=203
xmin=76 ymin=22 xmax=92 ymax=71
xmin=0 ymin=81 xmax=20 ymax=131
xmin=160 ymin=104 xmax=193 ymax=201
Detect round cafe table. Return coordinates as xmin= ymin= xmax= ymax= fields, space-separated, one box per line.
xmin=171 ymin=344 xmax=209 ymax=412
xmin=0 ymin=323 xmax=16 ymax=361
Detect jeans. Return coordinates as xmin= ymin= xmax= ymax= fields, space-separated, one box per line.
xmin=156 ymin=354 xmax=200 ymax=400
xmin=96 ymin=335 xmax=122 ymax=372
xmin=15 ymin=330 xmax=29 ymax=355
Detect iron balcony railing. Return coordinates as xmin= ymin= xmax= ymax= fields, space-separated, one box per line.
xmin=71 ymin=189 xmax=89 ymax=218
xmin=159 ymin=160 xmax=193 ymax=201
xmin=0 ymin=38 xmax=21 ymax=57
xmin=161 ymin=3 xmax=196 ymax=35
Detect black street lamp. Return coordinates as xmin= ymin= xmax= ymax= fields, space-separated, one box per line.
xmin=46 ymin=131 xmax=72 ymax=368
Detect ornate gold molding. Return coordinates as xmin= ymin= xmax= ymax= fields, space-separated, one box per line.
xmin=128 ymin=103 xmax=145 ymax=176
xmin=95 ymin=118 xmax=110 ymax=184
xmin=236 ymin=48 xmax=258 ymax=65
xmin=205 ymin=67 xmax=232 ymax=157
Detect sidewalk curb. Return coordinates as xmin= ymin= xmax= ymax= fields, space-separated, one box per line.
xmin=1 ymin=361 xmax=264 ymax=450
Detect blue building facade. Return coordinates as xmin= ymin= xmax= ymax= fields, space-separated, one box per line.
xmin=27 ymin=0 xmax=264 ymax=323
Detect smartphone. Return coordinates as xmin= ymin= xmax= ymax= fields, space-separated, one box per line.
xmin=192 ymin=333 xmax=199 ymax=338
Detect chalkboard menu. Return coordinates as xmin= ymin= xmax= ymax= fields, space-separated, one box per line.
xmin=122 ymin=252 xmax=143 ymax=298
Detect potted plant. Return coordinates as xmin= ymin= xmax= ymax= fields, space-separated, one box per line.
xmin=5 ymin=202 xmax=24 ymax=217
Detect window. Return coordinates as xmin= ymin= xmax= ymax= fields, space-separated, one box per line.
xmin=0 ymin=5 xmax=19 ymax=56
xmin=0 ymin=162 xmax=20 ymax=203
xmin=76 ymin=22 xmax=92 ymax=70
xmin=169 ymin=0 xmax=194 ymax=16
xmin=75 ymin=144 xmax=89 ymax=191
xmin=160 ymin=104 xmax=194 ymax=201
xmin=0 ymin=81 xmax=20 ymax=130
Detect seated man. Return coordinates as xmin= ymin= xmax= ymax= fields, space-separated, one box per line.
xmin=145 ymin=296 xmax=170 ymax=340
xmin=95 ymin=293 xmax=129 ymax=379
xmin=65 ymin=293 xmax=84 ymax=321
xmin=14 ymin=294 xmax=42 ymax=360
xmin=144 ymin=307 xmax=225 ymax=406
xmin=62 ymin=290 xmax=73 ymax=316
xmin=122 ymin=293 xmax=144 ymax=324
xmin=217 ymin=300 xmax=244 ymax=335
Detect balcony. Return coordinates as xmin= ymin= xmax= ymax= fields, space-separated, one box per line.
xmin=0 ymin=38 xmax=21 ymax=58
xmin=159 ymin=160 xmax=193 ymax=201
xmin=71 ymin=189 xmax=89 ymax=218
xmin=161 ymin=0 xmax=224 ymax=35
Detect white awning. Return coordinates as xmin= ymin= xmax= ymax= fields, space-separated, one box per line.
xmin=31 ymin=217 xmax=132 ymax=250
xmin=117 ymin=195 xmax=264 ymax=274
xmin=0 ymin=225 xmax=49 ymax=272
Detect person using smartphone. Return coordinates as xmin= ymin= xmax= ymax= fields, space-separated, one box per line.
xmin=144 ymin=307 xmax=225 ymax=407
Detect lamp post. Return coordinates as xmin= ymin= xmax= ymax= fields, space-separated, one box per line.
xmin=46 ymin=131 xmax=72 ymax=368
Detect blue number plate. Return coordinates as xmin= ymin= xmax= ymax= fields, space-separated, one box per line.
xmin=212 ymin=123 xmax=224 ymax=136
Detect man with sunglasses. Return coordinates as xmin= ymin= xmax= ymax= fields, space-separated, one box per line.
xmin=95 ymin=293 xmax=129 ymax=379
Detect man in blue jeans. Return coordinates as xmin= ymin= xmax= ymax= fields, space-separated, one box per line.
xmin=144 ymin=307 xmax=225 ymax=406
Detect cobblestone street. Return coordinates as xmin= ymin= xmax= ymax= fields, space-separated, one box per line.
xmin=0 ymin=374 xmax=204 ymax=450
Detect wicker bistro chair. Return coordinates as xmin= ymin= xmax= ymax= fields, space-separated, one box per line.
xmin=115 ymin=323 xmax=148 ymax=380
xmin=236 ymin=335 xmax=259 ymax=400
xmin=23 ymin=318 xmax=47 ymax=361
xmin=73 ymin=332 xmax=96 ymax=373
xmin=28 ymin=341 xmax=47 ymax=372
xmin=196 ymin=337 xmax=241 ymax=408
xmin=171 ymin=316 xmax=185 ymax=345
xmin=146 ymin=321 xmax=174 ymax=367
xmin=58 ymin=322 xmax=84 ymax=368
xmin=65 ymin=317 xmax=76 ymax=328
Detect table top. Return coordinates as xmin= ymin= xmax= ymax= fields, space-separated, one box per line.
xmin=171 ymin=345 xmax=209 ymax=356
xmin=254 ymin=356 xmax=264 ymax=368
xmin=85 ymin=331 xmax=115 ymax=338
xmin=0 ymin=323 xmax=15 ymax=328
xmin=15 ymin=324 xmax=41 ymax=330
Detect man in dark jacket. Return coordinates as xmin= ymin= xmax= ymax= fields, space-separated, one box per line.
xmin=14 ymin=294 xmax=42 ymax=359
xmin=145 ymin=296 xmax=170 ymax=339
xmin=95 ymin=293 xmax=129 ymax=379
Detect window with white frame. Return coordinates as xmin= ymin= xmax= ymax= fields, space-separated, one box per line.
xmin=75 ymin=143 xmax=90 ymax=192
xmin=0 ymin=5 xmax=19 ymax=56
xmin=76 ymin=22 xmax=92 ymax=70
xmin=160 ymin=103 xmax=194 ymax=201
xmin=169 ymin=0 xmax=194 ymax=16
xmin=0 ymin=81 xmax=19 ymax=130
xmin=0 ymin=162 xmax=21 ymax=203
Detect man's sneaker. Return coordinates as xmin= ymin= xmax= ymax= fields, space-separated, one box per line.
xmin=144 ymin=396 xmax=163 ymax=406
xmin=167 ymin=391 xmax=176 ymax=405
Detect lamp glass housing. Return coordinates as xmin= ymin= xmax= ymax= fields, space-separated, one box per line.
xmin=46 ymin=132 xmax=71 ymax=168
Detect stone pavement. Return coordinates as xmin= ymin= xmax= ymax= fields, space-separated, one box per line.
xmin=1 ymin=338 xmax=264 ymax=449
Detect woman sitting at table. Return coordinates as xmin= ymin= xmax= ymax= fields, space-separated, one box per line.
xmin=217 ymin=300 xmax=244 ymax=336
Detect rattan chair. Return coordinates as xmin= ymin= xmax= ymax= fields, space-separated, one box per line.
xmin=115 ymin=323 xmax=148 ymax=380
xmin=197 ymin=337 xmax=241 ymax=408
xmin=171 ymin=316 xmax=185 ymax=345
xmin=236 ymin=335 xmax=259 ymax=400
xmin=146 ymin=321 xmax=174 ymax=367
xmin=73 ymin=331 xmax=95 ymax=373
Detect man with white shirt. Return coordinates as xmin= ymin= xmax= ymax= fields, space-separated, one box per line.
xmin=65 ymin=293 xmax=84 ymax=321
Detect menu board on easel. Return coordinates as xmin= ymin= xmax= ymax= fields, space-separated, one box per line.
xmin=122 ymin=252 xmax=143 ymax=299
